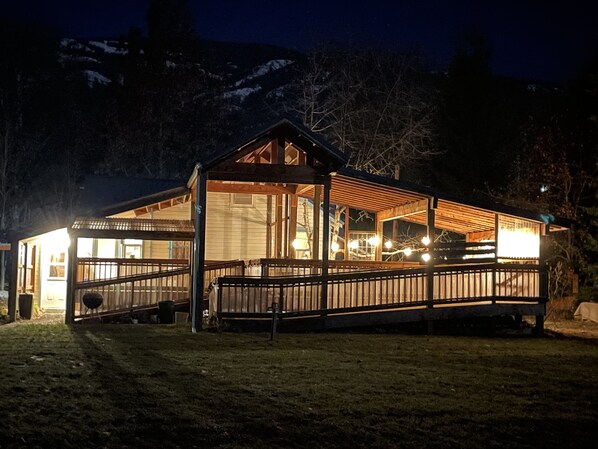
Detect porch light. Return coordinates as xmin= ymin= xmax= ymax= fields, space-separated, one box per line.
xmin=367 ymin=236 xmax=380 ymax=246
xmin=291 ymin=239 xmax=301 ymax=250
xmin=348 ymin=240 xmax=359 ymax=250
xmin=421 ymin=253 xmax=431 ymax=262
xmin=384 ymin=240 xmax=393 ymax=249
xmin=421 ymin=236 xmax=430 ymax=246
xmin=403 ymin=247 xmax=412 ymax=256
xmin=331 ymin=241 xmax=340 ymax=253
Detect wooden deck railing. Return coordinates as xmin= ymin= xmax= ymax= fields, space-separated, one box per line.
xmin=215 ymin=263 xmax=544 ymax=317
xmin=248 ymin=258 xmax=418 ymax=277
xmin=77 ymin=258 xmax=188 ymax=283
xmin=73 ymin=258 xmax=244 ymax=318
xmin=74 ymin=268 xmax=190 ymax=318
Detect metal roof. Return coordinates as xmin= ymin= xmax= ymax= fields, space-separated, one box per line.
xmin=70 ymin=217 xmax=194 ymax=240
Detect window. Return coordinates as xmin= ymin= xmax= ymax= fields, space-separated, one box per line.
xmin=232 ymin=193 xmax=253 ymax=206
xmin=123 ymin=239 xmax=143 ymax=259
xmin=49 ymin=251 xmax=66 ymax=279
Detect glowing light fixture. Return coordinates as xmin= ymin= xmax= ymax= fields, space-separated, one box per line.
xmin=291 ymin=239 xmax=301 ymax=250
xmin=331 ymin=241 xmax=340 ymax=253
xmin=421 ymin=253 xmax=431 ymax=262
xmin=384 ymin=240 xmax=393 ymax=249
xmin=403 ymin=247 xmax=412 ymax=256
xmin=367 ymin=235 xmax=380 ymax=246
xmin=421 ymin=236 xmax=430 ymax=246
xmin=348 ymin=240 xmax=359 ymax=250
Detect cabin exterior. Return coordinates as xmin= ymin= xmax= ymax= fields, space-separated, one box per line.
xmin=6 ymin=119 xmax=569 ymax=332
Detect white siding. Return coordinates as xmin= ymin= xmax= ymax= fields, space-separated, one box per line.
xmin=205 ymin=193 xmax=268 ymax=261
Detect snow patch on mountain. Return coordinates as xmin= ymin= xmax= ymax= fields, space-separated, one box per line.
xmin=89 ymin=40 xmax=127 ymax=55
xmin=83 ymin=70 xmax=111 ymax=87
xmin=223 ymin=85 xmax=262 ymax=102
xmin=235 ymin=59 xmax=294 ymax=87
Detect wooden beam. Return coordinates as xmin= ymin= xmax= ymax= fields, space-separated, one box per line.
xmin=378 ymin=198 xmax=429 ymax=222
xmin=276 ymin=194 xmax=283 ymax=258
xmin=426 ymin=198 xmax=436 ymax=309
xmin=278 ymin=137 xmax=285 ymax=165
xmin=313 ymin=186 xmax=321 ymax=260
xmin=289 ymin=195 xmax=298 ymax=258
xmin=466 ymin=229 xmax=495 ymax=242
xmin=210 ymin=164 xmax=326 ymax=184
xmin=321 ymin=179 xmax=331 ymax=311
xmin=376 ymin=215 xmax=383 ymax=261
xmin=7 ymin=240 xmax=19 ymax=322
xmin=207 ymin=182 xmax=295 ymax=195
xmin=192 ymin=171 xmax=208 ymax=332
xmin=344 ymin=207 xmax=350 ymax=261
xmin=65 ymin=235 xmax=78 ymax=324
xmin=266 ymin=195 xmax=272 ymax=258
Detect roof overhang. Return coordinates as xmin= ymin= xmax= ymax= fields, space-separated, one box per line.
xmin=70 ymin=217 xmax=195 ymax=241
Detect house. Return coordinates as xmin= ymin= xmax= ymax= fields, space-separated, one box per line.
xmin=6 ymin=118 xmax=569 ymax=332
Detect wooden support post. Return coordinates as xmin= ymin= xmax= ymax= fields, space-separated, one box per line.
xmin=535 ymin=314 xmax=544 ymax=336
xmin=283 ymin=195 xmax=289 ymax=258
xmin=344 ymin=207 xmax=350 ymax=260
xmin=289 ymin=194 xmax=298 ymax=258
xmin=321 ymin=178 xmax=331 ymax=312
xmin=492 ymin=214 xmax=499 ymax=303
xmin=65 ymin=233 xmax=78 ymax=324
xmin=266 ymin=195 xmax=272 ymax=258
xmin=375 ymin=215 xmax=383 ymax=261
xmin=426 ymin=197 xmax=436 ymax=309
xmin=7 ymin=240 xmax=19 ymax=323
xmin=275 ymin=194 xmax=283 ymax=258
xmin=192 ymin=169 xmax=208 ymax=333
xmin=539 ymin=223 xmax=550 ymax=303
xmin=313 ymin=186 xmax=321 ymax=260
xmin=277 ymin=136 xmax=285 ymax=165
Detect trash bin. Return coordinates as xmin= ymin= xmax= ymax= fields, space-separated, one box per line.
xmin=18 ymin=294 xmax=33 ymax=320
xmin=158 ymin=300 xmax=175 ymax=324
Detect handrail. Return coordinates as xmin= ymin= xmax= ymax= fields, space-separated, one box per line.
xmin=75 ymin=267 xmax=190 ymax=290
xmin=215 ymin=263 xmax=543 ymax=316
xmin=78 ymin=257 xmax=188 ymax=265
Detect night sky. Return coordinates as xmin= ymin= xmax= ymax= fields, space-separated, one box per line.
xmin=4 ymin=0 xmax=597 ymax=82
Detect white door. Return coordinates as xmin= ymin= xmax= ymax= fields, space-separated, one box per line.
xmin=41 ymin=247 xmax=67 ymax=310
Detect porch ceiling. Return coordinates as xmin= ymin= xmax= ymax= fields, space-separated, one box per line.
xmin=70 ymin=217 xmax=195 ymax=241
xmin=300 ymin=175 xmax=497 ymax=235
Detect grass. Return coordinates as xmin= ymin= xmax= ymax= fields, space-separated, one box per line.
xmin=0 ymin=324 xmax=597 ymax=449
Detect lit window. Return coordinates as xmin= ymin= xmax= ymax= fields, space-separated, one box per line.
xmin=49 ymin=252 xmax=66 ymax=279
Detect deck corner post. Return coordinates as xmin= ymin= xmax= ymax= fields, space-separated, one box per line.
xmin=65 ymin=231 xmax=78 ymax=324
xmin=320 ymin=177 xmax=331 ymax=312
xmin=426 ymin=197 xmax=436 ymax=308
xmin=539 ymin=223 xmax=550 ymax=303
xmin=192 ymin=169 xmax=208 ymax=333
xmin=534 ymin=314 xmax=544 ymax=336
xmin=7 ymin=239 xmax=19 ymax=323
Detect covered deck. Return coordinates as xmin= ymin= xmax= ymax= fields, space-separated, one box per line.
xmin=189 ymin=119 xmax=567 ymax=332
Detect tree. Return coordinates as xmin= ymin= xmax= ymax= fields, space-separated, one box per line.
xmin=291 ymin=46 xmax=436 ymax=180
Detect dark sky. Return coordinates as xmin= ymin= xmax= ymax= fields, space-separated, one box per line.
xmin=4 ymin=0 xmax=597 ymax=82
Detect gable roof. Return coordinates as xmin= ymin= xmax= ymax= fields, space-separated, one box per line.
xmin=188 ymin=116 xmax=348 ymax=186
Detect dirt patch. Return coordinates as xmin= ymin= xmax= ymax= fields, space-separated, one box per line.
xmin=546 ymin=318 xmax=598 ymax=339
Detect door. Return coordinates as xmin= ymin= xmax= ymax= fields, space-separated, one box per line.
xmin=41 ymin=246 xmax=67 ymax=310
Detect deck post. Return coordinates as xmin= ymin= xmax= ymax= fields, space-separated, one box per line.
xmin=192 ymin=168 xmax=208 ymax=333
xmin=375 ymin=214 xmax=383 ymax=261
xmin=313 ymin=185 xmax=321 ymax=259
xmin=275 ymin=194 xmax=283 ymax=258
xmin=289 ymin=194 xmax=298 ymax=258
xmin=65 ymin=232 xmax=78 ymax=324
xmin=266 ymin=195 xmax=272 ymax=258
xmin=7 ymin=239 xmax=19 ymax=322
xmin=539 ymin=223 xmax=550 ymax=302
xmin=320 ymin=178 xmax=331 ymax=312
xmin=426 ymin=197 xmax=436 ymax=308
xmin=492 ymin=214 xmax=499 ymax=303
xmin=344 ymin=206 xmax=350 ymax=260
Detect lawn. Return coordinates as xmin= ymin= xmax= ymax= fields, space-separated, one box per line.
xmin=0 ymin=324 xmax=597 ymax=449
